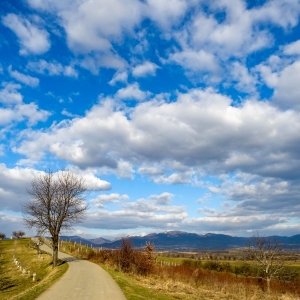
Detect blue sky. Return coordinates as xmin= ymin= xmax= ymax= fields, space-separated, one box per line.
xmin=1 ymin=0 xmax=300 ymax=239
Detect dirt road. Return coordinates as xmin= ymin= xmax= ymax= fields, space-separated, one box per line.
xmin=37 ymin=244 xmax=127 ymax=300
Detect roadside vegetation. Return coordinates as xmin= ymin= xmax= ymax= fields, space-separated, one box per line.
xmin=60 ymin=238 xmax=300 ymax=300
xmin=0 ymin=238 xmax=68 ymax=300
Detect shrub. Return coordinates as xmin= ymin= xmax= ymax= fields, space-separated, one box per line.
xmin=134 ymin=242 xmax=156 ymax=275
xmin=182 ymin=259 xmax=202 ymax=268
xmin=87 ymin=239 xmax=157 ymax=276
xmin=234 ymin=263 xmax=252 ymax=277
xmin=12 ymin=231 xmax=25 ymax=239
xmin=203 ymin=260 xmax=227 ymax=272
xmin=116 ymin=238 xmax=134 ymax=272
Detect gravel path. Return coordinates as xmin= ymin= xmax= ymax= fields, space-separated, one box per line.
xmin=37 ymin=244 xmax=127 ymax=300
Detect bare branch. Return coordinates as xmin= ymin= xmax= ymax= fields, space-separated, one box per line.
xmin=246 ymin=232 xmax=287 ymax=293
xmin=23 ymin=169 xmax=88 ymax=267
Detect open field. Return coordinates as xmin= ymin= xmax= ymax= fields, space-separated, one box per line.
xmin=0 ymin=238 xmax=68 ymax=300
xmin=156 ymin=257 xmax=300 ymax=276
xmin=60 ymin=240 xmax=300 ymax=300
xmin=157 ymin=249 xmax=300 ymax=261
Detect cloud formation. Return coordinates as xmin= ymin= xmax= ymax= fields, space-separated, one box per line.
xmin=0 ymin=83 xmax=49 ymax=126
xmin=15 ymin=88 xmax=300 ymax=180
xmin=8 ymin=66 xmax=39 ymax=87
xmin=27 ymin=60 xmax=78 ymax=77
xmin=2 ymin=14 xmax=50 ymax=55
xmin=132 ymin=62 xmax=159 ymax=77
xmin=91 ymin=193 xmax=129 ymax=208
xmin=1 ymin=0 xmax=300 ymax=237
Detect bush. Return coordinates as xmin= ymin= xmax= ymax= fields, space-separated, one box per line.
xmin=182 ymin=259 xmax=202 ymax=268
xmin=117 ymin=238 xmax=134 ymax=272
xmin=202 ymin=261 xmax=232 ymax=272
xmin=12 ymin=231 xmax=25 ymax=239
xmin=234 ymin=263 xmax=250 ymax=277
xmin=87 ymin=239 xmax=156 ymax=276
xmin=131 ymin=241 xmax=155 ymax=275
xmin=276 ymin=267 xmax=299 ymax=284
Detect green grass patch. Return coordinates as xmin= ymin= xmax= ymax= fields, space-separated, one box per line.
xmin=156 ymin=256 xmax=185 ymax=265
xmin=0 ymin=238 xmax=68 ymax=300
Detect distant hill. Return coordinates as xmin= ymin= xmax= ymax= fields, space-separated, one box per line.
xmin=268 ymin=235 xmax=300 ymax=250
xmin=89 ymin=237 xmax=111 ymax=244
xmin=58 ymin=231 xmax=300 ymax=251
xmin=98 ymin=231 xmax=300 ymax=251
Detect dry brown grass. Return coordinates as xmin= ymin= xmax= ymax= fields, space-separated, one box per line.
xmin=126 ymin=270 xmax=299 ymax=300
xmin=145 ymin=264 xmax=300 ymax=300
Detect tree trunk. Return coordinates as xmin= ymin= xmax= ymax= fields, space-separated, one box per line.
xmin=266 ymin=277 xmax=271 ymax=293
xmin=52 ymin=238 xmax=59 ymax=268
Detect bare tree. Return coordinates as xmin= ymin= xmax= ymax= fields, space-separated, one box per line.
xmin=0 ymin=233 xmax=5 ymax=240
xmin=18 ymin=230 xmax=25 ymax=238
xmin=23 ymin=170 xmax=88 ymax=267
xmin=12 ymin=231 xmax=17 ymax=238
xmin=246 ymin=233 xmax=285 ymax=292
xmin=29 ymin=235 xmax=45 ymax=255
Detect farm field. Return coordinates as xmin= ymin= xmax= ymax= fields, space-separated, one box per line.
xmin=157 ymin=252 xmax=300 ymax=275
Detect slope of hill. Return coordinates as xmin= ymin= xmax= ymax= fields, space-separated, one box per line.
xmin=89 ymin=237 xmax=111 ymax=244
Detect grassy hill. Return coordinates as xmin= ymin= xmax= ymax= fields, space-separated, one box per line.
xmin=0 ymin=238 xmax=68 ymax=300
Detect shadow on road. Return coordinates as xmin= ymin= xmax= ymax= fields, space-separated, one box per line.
xmin=61 ymin=257 xmax=80 ymax=262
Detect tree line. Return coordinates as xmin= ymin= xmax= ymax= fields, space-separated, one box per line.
xmin=0 ymin=230 xmax=25 ymax=240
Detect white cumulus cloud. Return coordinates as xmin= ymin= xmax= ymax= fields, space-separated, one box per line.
xmin=115 ymin=83 xmax=150 ymax=101
xmin=27 ymin=59 xmax=78 ymax=77
xmin=132 ymin=61 xmax=159 ymax=77
xmin=0 ymin=83 xmax=23 ymax=105
xmin=2 ymin=13 xmax=50 ymax=55
xmin=8 ymin=66 xmax=39 ymax=87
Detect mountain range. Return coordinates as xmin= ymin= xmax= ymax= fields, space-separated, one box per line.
xmin=59 ymin=231 xmax=300 ymax=251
